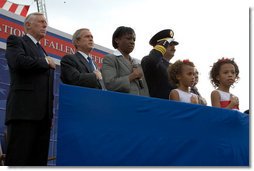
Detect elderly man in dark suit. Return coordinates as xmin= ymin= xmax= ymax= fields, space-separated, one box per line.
xmin=141 ymin=29 xmax=178 ymax=99
xmin=5 ymin=12 xmax=55 ymax=165
xmin=60 ymin=28 xmax=104 ymax=89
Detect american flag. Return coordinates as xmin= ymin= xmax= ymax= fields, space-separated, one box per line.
xmin=0 ymin=0 xmax=30 ymax=17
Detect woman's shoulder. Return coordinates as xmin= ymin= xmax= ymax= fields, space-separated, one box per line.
xmin=103 ymin=53 xmax=118 ymax=61
xmin=102 ymin=53 xmax=120 ymax=68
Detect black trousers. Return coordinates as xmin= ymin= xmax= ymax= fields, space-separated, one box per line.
xmin=5 ymin=118 xmax=52 ymax=166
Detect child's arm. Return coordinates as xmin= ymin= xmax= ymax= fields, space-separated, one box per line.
xmin=169 ymin=89 xmax=180 ymax=101
xmin=211 ymin=91 xmax=239 ymax=109
xmin=227 ymin=95 xmax=239 ymax=109
xmin=191 ymin=95 xmax=199 ymax=104
xmin=211 ymin=90 xmax=221 ymax=107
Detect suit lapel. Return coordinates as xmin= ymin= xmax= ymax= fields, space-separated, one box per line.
xmin=23 ymin=35 xmax=48 ymax=57
xmin=23 ymin=35 xmax=38 ymax=56
xmin=117 ymin=55 xmax=132 ymax=73
xmin=38 ymin=43 xmax=48 ymax=56
xmin=76 ymin=52 xmax=93 ymax=73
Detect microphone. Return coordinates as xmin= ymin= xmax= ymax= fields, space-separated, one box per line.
xmin=132 ymin=59 xmax=144 ymax=89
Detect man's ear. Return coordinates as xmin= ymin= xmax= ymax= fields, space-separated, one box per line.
xmin=74 ymin=39 xmax=79 ymax=46
xmin=25 ymin=22 xmax=31 ymax=29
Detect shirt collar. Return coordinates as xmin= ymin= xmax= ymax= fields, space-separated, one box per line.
xmin=26 ymin=34 xmax=38 ymax=45
xmin=113 ymin=49 xmax=123 ymax=57
xmin=113 ymin=49 xmax=134 ymax=62
xmin=162 ymin=57 xmax=170 ymax=64
xmin=78 ymin=51 xmax=90 ymax=60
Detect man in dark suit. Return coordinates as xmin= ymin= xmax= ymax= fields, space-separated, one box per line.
xmin=141 ymin=29 xmax=178 ymax=99
xmin=4 ymin=12 xmax=56 ymax=166
xmin=60 ymin=28 xmax=104 ymax=89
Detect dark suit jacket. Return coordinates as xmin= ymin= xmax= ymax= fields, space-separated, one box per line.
xmin=5 ymin=35 xmax=54 ymax=124
xmin=60 ymin=52 xmax=102 ymax=89
xmin=141 ymin=49 xmax=176 ymax=99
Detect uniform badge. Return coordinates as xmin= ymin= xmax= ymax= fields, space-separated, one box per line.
xmin=169 ymin=30 xmax=174 ymax=37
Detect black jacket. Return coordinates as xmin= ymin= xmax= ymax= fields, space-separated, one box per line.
xmin=60 ymin=52 xmax=102 ymax=89
xmin=141 ymin=49 xmax=176 ymax=99
xmin=5 ymin=35 xmax=54 ymax=123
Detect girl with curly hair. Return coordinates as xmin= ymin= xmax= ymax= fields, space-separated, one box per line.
xmin=210 ymin=57 xmax=240 ymax=110
xmin=168 ymin=59 xmax=199 ymax=104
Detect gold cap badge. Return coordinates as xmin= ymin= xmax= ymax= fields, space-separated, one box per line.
xmin=169 ymin=30 xmax=174 ymax=37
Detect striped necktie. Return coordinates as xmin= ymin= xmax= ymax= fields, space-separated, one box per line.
xmin=87 ymin=56 xmax=95 ymax=71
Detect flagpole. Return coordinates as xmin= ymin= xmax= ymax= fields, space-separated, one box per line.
xmin=33 ymin=0 xmax=48 ymax=21
xmin=34 ymin=0 xmax=40 ymax=12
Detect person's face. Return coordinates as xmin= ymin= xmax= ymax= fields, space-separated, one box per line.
xmin=217 ymin=63 xmax=236 ymax=87
xmin=164 ymin=44 xmax=176 ymax=60
xmin=193 ymin=69 xmax=199 ymax=86
xmin=115 ymin=33 xmax=135 ymax=55
xmin=178 ymin=65 xmax=195 ymax=87
xmin=26 ymin=15 xmax=47 ymax=41
xmin=76 ymin=30 xmax=94 ymax=53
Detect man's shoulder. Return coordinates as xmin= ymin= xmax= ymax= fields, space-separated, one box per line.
xmin=143 ymin=49 xmax=162 ymax=58
xmin=6 ymin=34 xmax=22 ymax=42
xmin=141 ymin=54 xmax=149 ymax=60
xmin=6 ymin=35 xmax=30 ymax=49
xmin=7 ymin=34 xmax=16 ymax=39
xmin=9 ymin=34 xmax=34 ymax=44
xmin=141 ymin=49 xmax=162 ymax=64
xmin=62 ymin=53 xmax=78 ymax=59
xmin=61 ymin=53 xmax=80 ymax=63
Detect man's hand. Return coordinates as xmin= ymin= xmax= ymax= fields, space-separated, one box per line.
xmin=46 ymin=56 xmax=56 ymax=69
xmin=94 ymin=69 xmax=102 ymax=80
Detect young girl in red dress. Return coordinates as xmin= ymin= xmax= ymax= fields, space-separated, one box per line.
xmin=210 ymin=57 xmax=240 ymax=110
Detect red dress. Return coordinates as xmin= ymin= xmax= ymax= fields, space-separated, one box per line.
xmin=216 ymin=90 xmax=239 ymax=110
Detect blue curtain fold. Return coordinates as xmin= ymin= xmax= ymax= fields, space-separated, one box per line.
xmin=56 ymin=84 xmax=249 ymax=166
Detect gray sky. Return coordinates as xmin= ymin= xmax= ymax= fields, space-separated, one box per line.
xmin=10 ymin=0 xmax=250 ymax=112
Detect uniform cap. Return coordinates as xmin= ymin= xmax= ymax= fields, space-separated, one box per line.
xmin=149 ymin=29 xmax=179 ymax=46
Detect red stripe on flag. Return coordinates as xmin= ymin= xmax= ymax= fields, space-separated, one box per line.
xmin=0 ymin=0 xmax=7 ymax=8
xmin=20 ymin=5 xmax=29 ymax=17
xmin=9 ymin=4 xmax=18 ymax=13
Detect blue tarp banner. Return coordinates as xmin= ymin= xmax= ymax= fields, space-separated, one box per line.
xmin=56 ymin=84 xmax=249 ymax=166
